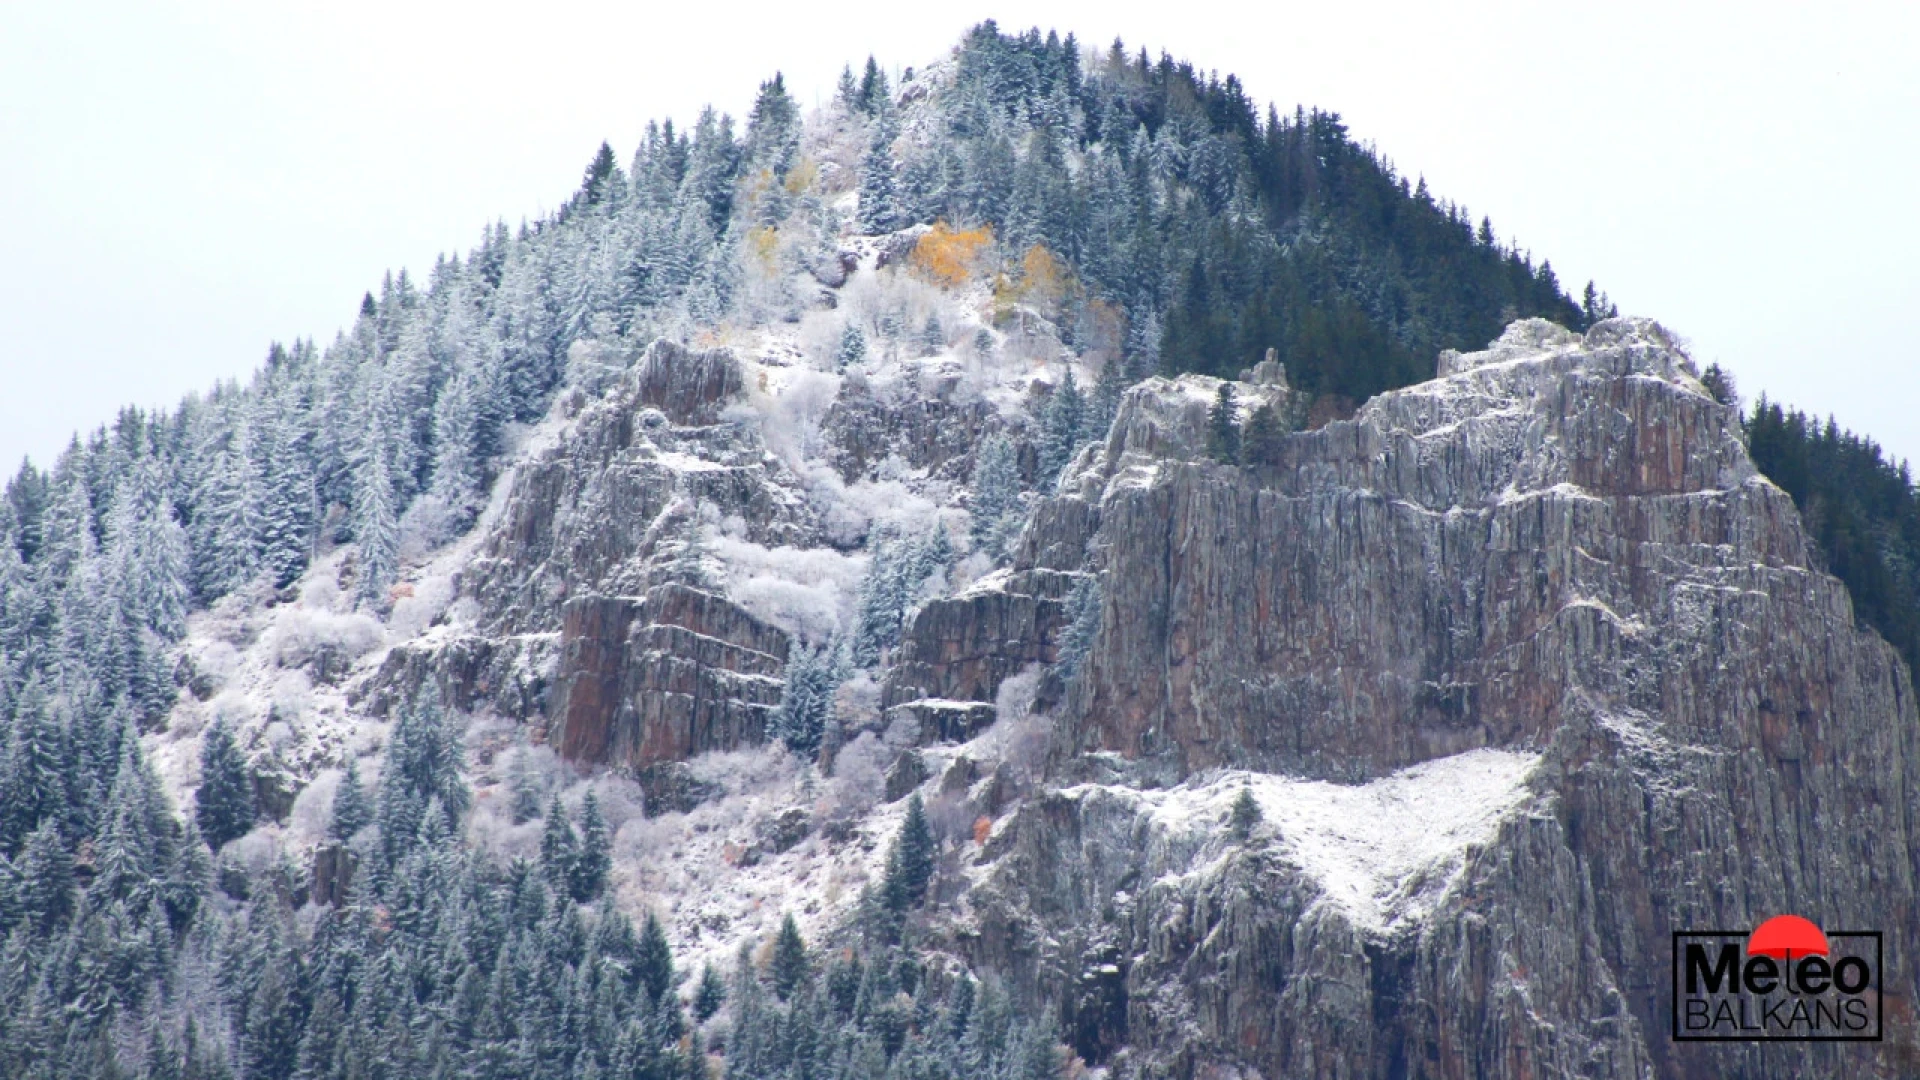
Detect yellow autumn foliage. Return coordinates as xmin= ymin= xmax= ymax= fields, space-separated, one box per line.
xmin=909 ymin=221 xmax=995 ymax=288
xmin=992 ymin=242 xmax=1075 ymax=324
xmin=748 ymin=225 xmax=779 ymax=270
xmin=782 ymin=157 xmax=819 ymax=195
xmin=1019 ymin=244 xmax=1069 ymax=310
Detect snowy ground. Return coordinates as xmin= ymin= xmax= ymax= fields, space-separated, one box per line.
xmin=1093 ymin=747 xmax=1543 ymax=934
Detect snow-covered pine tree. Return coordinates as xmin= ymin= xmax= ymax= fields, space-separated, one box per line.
xmin=189 ymin=417 xmax=264 ymax=602
xmin=771 ymin=913 xmax=810 ymax=1000
xmin=194 ymin=719 xmax=254 ymax=851
xmin=506 ymin=741 xmax=544 ymax=825
xmin=15 ymin=818 xmax=74 ymax=932
xmin=328 ymin=757 xmax=370 ymax=842
xmin=772 ymin=641 xmax=843 ymax=757
xmin=852 ymin=532 xmax=907 ymax=668
xmin=836 ymin=322 xmax=868 ymax=370
xmin=913 ymin=521 xmax=954 ymax=586
xmin=857 ymin=117 xmax=904 ymax=235
xmin=745 ymin=72 xmax=801 ymax=181
xmin=373 ymin=684 xmax=467 ymax=864
xmin=259 ymin=399 xmax=317 ymax=589
xmin=352 ymin=444 xmax=399 ymax=609
xmin=919 ymin=313 xmax=946 ymax=357
xmin=538 ymin=793 xmax=577 ymax=898
xmin=1054 ymin=573 xmax=1102 ymax=683
xmin=835 ymin=65 xmax=860 ymax=113
xmin=429 ymin=358 xmax=489 ymax=526
xmin=570 ymin=791 xmax=611 ymax=902
xmin=969 ymin=433 xmax=1022 ymax=562
xmin=1125 ymin=306 xmax=1161 ymax=381
xmin=1230 ymin=784 xmax=1262 ymax=840
xmin=113 ymin=464 xmax=189 ymax=641
xmin=636 ymin=910 xmax=674 ymax=1003
xmin=881 ymin=792 xmax=935 ymax=911
xmin=1038 ymin=369 xmax=1085 ymax=486
xmin=856 ymin=56 xmax=889 ymax=115
xmin=681 ymin=106 xmax=740 ymax=232
xmin=694 ymin=962 xmax=726 ymax=1022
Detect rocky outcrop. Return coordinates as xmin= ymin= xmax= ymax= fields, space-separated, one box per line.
xmin=931 ymin=319 xmax=1920 ymax=1079
xmin=361 ymin=631 xmax=554 ymax=719
xmin=821 ymin=387 xmax=1006 ymax=484
xmin=630 ymin=339 xmax=745 ymax=424
xmin=548 ymin=582 xmax=788 ymax=769
xmin=370 ymin=338 xmax=821 ymax=734
xmin=460 ymin=342 xmax=816 ymax=644
xmin=882 ymin=567 xmax=1078 ymax=715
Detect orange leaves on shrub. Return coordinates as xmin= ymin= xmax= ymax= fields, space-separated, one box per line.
xmin=910 ymin=221 xmax=995 ymax=288
xmin=972 ymin=815 xmax=992 ymax=846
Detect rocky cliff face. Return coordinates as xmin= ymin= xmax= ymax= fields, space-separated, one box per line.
xmin=357 ymin=310 xmax=1918 ymax=1078
xmin=918 ymin=318 xmax=1919 ymax=1079
xmin=369 ymin=339 xmax=816 ymax=765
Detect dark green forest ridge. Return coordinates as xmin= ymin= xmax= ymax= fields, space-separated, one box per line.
xmin=0 ymin=21 xmax=1914 ymax=1080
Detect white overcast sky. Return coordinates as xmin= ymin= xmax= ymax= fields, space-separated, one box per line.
xmin=2 ymin=1 xmax=1915 ymax=471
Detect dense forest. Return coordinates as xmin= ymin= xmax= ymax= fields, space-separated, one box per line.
xmin=1744 ymin=394 xmax=1920 ymax=677
xmin=0 ymin=21 xmax=1912 ymax=1080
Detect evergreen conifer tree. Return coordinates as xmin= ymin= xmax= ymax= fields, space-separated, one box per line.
xmin=745 ymin=73 xmax=801 ymax=180
xmin=836 ymin=66 xmax=861 ymax=112
xmin=570 ymin=791 xmax=612 ymax=903
xmin=836 ymin=323 xmax=868 ymax=369
xmin=693 ymin=963 xmax=726 ymax=1023
xmin=259 ymin=410 xmax=316 ymax=589
xmin=506 ymin=743 xmax=544 ymax=826
xmin=636 ymin=911 xmax=674 ymax=1004
xmin=329 ymin=757 xmax=371 ymax=843
xmin=191 ymin=421 xmax=264 ymax=601
xmin=771 ymin=641 xmax=843 ymax=757
xmin=856 ymin=56 xmax=889 ymax=115
xmin=1229 ymin=785 xmax=1262 ymax=841
xmin=1038 ymin=371 xmax=1086 ymax=485
xmin=0 ymin=677 xmax=70 ymax=853
xmin=16 ymin=819 xmax=73 ymax=932
xmin=195 ymin=720 xmax=254 ymax=851
xmin=919 ymin=313 xmax=946 ymax=356
xmin=538 ymin=794 xmax=577 ymax=898
xmin=1241 ymin=401 xmax=1282 ymax=467
xmin=771 ymin=913 xmax=810 ymax=1000
xmin=242 ymin=960 xmax=301 ymax=1080
xmin=857 ymin=121 xmax=904 ymax=235
xmin=1054 ymin=574 xmax=1102 ymax=682
xmin=969 ymin=434 xmax=1022 ymax=562
xmin=883 ymin=793 xmax=936 ymax=911
xmin=352 ymin=450 xmax=399 ymax=608
xmin=429 ymin=361 xmax=489 ymax=525
xmin=1205 ymin=383 xmax=1240 ymax=463
xmin=377 ymin=684 xmax=469 ymax=845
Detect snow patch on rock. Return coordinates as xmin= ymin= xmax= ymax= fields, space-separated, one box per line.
xmin=1128 ymin=747 xmax=1541 ymax=933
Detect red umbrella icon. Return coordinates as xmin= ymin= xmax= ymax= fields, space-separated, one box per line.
xmin=1747 ymin=915 xmax=1829 ymax=961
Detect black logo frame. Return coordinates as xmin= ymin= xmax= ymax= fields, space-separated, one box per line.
xmin=1671 ymin=930 xmax=1883 ymax=1042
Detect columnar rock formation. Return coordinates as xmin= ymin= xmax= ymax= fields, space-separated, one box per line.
xmin=927 ymin=318 xmax=1919 ymax=1079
